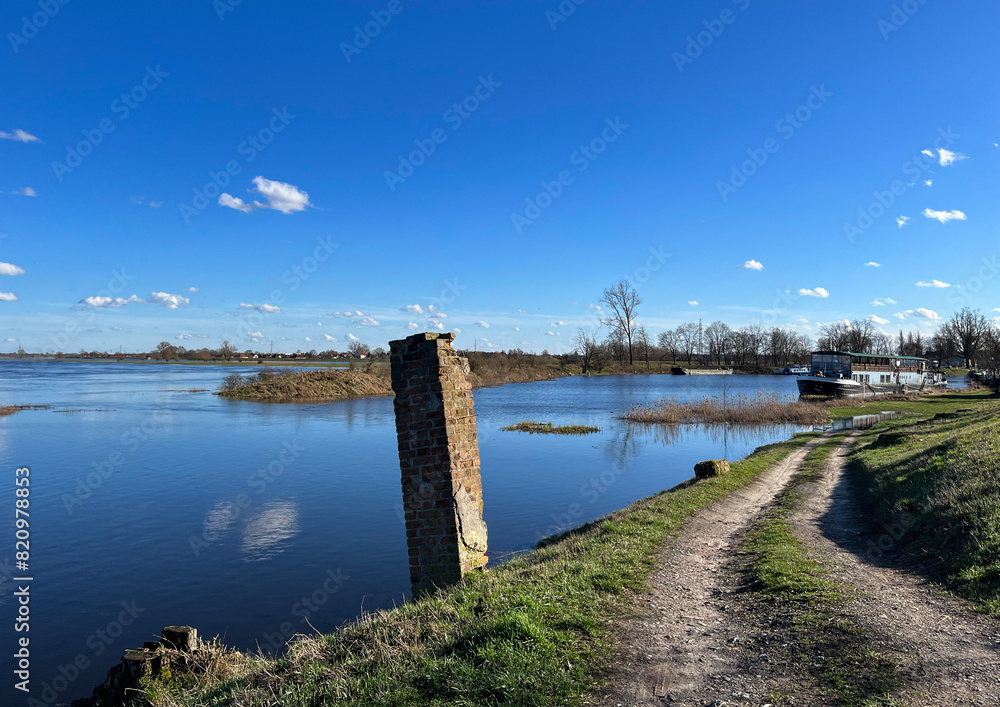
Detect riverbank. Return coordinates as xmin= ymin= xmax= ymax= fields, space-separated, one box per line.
xmin=89 ymin=433 xmax=822 ymax=706
xmin=93 ymin=389 xmax=997 ymax=706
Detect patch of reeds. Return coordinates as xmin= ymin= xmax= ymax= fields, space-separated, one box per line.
xmin=501 ymin=421 xmax=600 ymax=435
xmin=0 ymin=404 xmax=52 ymax=417
xmin=621 ymin=391 xmax=832 ymax=425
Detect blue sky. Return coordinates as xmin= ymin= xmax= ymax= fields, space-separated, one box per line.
xmin=2 ymin=0 xmax=998 ymax=354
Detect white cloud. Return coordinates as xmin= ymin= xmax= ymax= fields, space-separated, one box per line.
xmin=219 ymin=176 xmax=312 ymax=215
xmin=0 ymin=262 xmax=25 ymax=276
xmin=913 ymin=308 xmax=940 ymax=320
xmin=239 ymin=302 xmax=282 ymax=313
xmin=923 ymin=208 xmax=966 ymax=223
xmin=798 ymin=287 xmax=829 ymax=298
xmin=935 ymin=148 xmax=967 ymax=166
xmin=305 ymin=337 xmax=312 ymax=342
xmin=476 ymin=321 xmax=490 ymax=328
xmin=406 ymin=322 xmax=419 ymax=330
xmin=514 ymin=309 xmax=527 ymax=314
xmin=346 ymin=333 xmax=359 ymax=341
xmin=896 ymin=216 xmax=910 ymax=228
xmin=247 ymin=331 xmax=263 ymax=338
xmin=187 ymin=286 xmax=199 ymax=292
xmin=177 ymin=333 xmax=193 ymax=340
xmin=687 ymin=301 xmax=698 ymax=306
xmin=545 ymin=331 xmax=557 ymax=336
xmin=741 ymin=259 xmax=764 ymax=270
xmin=924 ymin=179 xmax=932 ymax=186
xmin=886 ymin=297 xmax=897 ymax=305
xmin=401 ymin=304 xmax=423 ymax=314
xmin=915 ymin=279 xmax=950 ymax=288
xmin=218 ymin=193 xmax=255 ymax=213
xmin=427 ymin=305 xmax=446 ymax=317
xmin=430 ymin=320 xmax=445 ymax=330
xmin=149 ymin=200 xmax=163 ymax=208
xmin=870 ymin=315 xmax=890 ymax=325
xmin=359 ymin=317 xmax=381 ymax=327
xmin=586 ymin=304 xmax=602 ymax=312
xmin=921 ymin=149 xmax=934 ymax=158
xmin=0 ymin=292 xmax=18 ymax=302
xmin=11 ymin=187 xmax=36 ymax=197
xmin=323 ymin=334 xmax=337 ymax=342
xmin=452 ymin=328 xmax=462 ymax=334
xmin=864 ymin=262 xmax=881 ymax=268
xmin=250 ymin=176 xmax=311 ymax=214
xmin=0 ymin=129 xmax=41 ymax=143
xmin=148 ymin=292 xmax=190 ymax=309
xmin=550 ymin=321 xmax=566 ymax=326
xmin=78 ymin=295 xmax=144 ymax=308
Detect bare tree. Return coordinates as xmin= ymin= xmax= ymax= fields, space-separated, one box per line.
xmin=348 ymin=341 xmax=371 ymax=358
xmin=705 ymin=321 xmax=731 ymax=365
xmin=657 ymin=329 xmax=679 ymax=363
xmin=219 ymin=340 xmax=237 ymax=362
xmin=574 ymin=328 xmax=600 ymax=374
xmin=635 ymin=325 xmax=652 ymax=370
xmin=943 ymin=307 xmax=989 ymax=368
xmin=155 ymin=341 xmax=176 ymax=361
xmin=979 ymin=326 xmax=1000 ymax=393
xmin=600 ymin=280 xmax=642 ymax=365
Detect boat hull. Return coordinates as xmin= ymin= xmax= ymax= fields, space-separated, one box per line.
xmin=796 ymin=376 xmax=860 ymax=397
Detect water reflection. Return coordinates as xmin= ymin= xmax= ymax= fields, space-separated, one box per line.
xmin=199 ymin=499 xmax=302 ymax=561
xmin=241 ymin=501 xmax=301 ymax=562
xmin=626 ymin=421 xmax=804 ymax=458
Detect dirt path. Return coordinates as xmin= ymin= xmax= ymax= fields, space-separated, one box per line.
xmin=791 ymin=434 xmax=1000 ymax=706
xmin=601 ymin=439 xmax=823 ymax=706
xmin=602 ymin=434 xmax=1000 ymax=706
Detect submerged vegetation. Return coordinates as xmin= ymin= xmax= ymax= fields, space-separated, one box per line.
xmin=501 ymin=421 xmax=600 ymax=435
xmin=622 ymin=391 xmax=833 ymax=425
xmin=130 ymin=434 xmax=820 ymax=707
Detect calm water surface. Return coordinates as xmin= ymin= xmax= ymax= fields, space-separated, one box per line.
xmin=0 ymin=362 xmax=825 ymax=701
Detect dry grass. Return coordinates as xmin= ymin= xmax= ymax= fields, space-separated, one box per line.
xmin=622 ymin=391 xmax=832 ymax=425
xmin=462 ymin=351 xmax=567 ymax=388
xmin=0 ymin=404 xmax=51 ymax=416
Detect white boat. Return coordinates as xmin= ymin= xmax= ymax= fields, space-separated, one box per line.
xmin=796 ymin=351 xmax=945 ymax=397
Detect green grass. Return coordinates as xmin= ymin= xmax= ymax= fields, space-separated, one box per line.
xmin=501 ymin=421 xmax=601 ymax=435
xmin=741 ymin=437 xmax=906 ymax=705
xmin=826 ymin=389 xmax=990 ymax=419
xmin=850 ymin=394 xmax=1000 ymax=615
xmin=146 ymin=432 xmax=822 ymax=707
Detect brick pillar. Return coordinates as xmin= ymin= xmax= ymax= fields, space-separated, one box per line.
xmin=389 ymin=332 xmax=487 ymax=595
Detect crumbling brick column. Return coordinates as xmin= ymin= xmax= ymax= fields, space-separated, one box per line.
xmin=389 ymin=332 xmax=488 ymax=595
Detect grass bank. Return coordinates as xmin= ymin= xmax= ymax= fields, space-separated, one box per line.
xmin=132 ymin=433 xmax=821 ymax=707
xmin=501 ymin=421 xmax=600 ymax=435
xmin=740 ymin=437 xmax=906 ymax=705
xmin=849 ymin=393 xmax=1000 ymax=614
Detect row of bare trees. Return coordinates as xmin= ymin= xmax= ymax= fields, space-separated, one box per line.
xmin=584 ymin=279 xmax=1000 ymax=377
